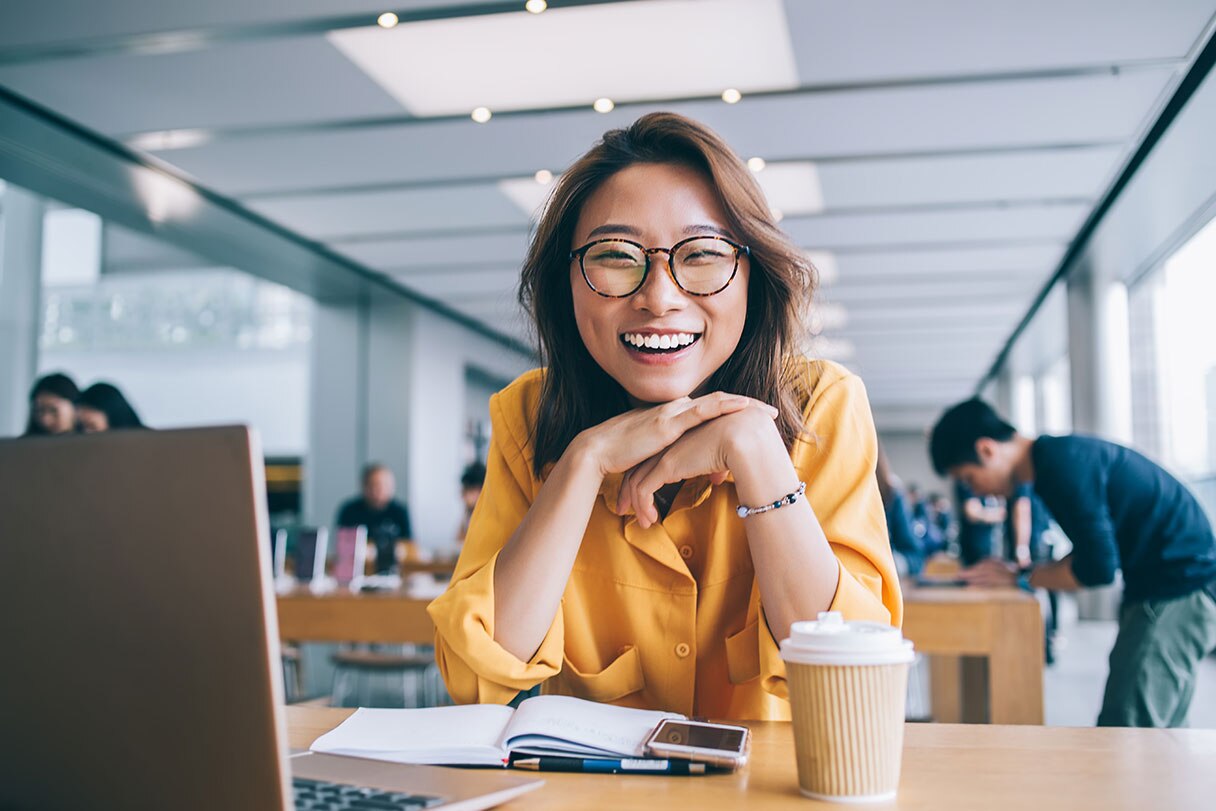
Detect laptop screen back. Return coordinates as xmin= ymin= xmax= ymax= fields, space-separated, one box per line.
xmin=0 ymin=426 xmax=291 ymax=810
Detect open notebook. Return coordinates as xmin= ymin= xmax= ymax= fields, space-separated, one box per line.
xmin=311 ymin=695 xmax=683 ymax=767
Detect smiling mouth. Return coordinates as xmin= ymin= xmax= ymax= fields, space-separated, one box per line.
xmin=620 ymin=331 xmax=702 ymax=354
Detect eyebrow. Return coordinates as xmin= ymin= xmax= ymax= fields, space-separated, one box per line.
xmin=584 ymin=223 xmax=735 ymax=240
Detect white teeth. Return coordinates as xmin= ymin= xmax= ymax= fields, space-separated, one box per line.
xmin=622 ymin=332 xmax=699 ymax=350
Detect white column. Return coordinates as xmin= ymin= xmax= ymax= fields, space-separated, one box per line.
xmin=303 ymin=293 xmax=416 ymax=530
xmin=0 ymin=187 xmax=45 ymax=436
xmin=1066 ymin=263 xmax=1133 ymax=443
xmin=304 ymin=295 xmax=367 ymax=527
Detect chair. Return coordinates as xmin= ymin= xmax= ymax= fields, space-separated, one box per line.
xmin=329 ymin=646 xmax=446 ymax=708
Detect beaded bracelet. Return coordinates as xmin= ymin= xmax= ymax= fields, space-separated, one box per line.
xmin=736 ymin=481 xmax=807 ymax=519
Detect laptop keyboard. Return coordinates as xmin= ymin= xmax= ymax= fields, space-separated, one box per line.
xmin=293 ymin=777 xmax=445 ymax=810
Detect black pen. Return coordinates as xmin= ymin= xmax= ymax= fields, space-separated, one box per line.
xmin=511 ymin=756 xmax=708 ymax=775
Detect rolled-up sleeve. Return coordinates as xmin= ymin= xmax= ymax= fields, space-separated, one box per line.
xmin=427 ymin=385 xmax=564 ymax=704
xmin=794 ymin=372 xmax=902 ymax=626
xmin=754 ymin=369 xmax=902 ymax=700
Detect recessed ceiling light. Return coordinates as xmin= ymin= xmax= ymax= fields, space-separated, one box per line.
xmin=471 ymin=106 xmax=492 ymax=123
xmin=593 ymin=97 xmax=615 ymax=113
xmin=534 ymin=169 xmax=553 ymax=184
xmin=127 ymin=128 xmax=212 ymax=152
xmin=525 ymin=0 xmax=548 ymax=13
xmin=747 ymin=157 xmax=766 ymax=172
xmin=377 ymin=12 xmax=399 ymax=28
xmin=721 ymin=88 xmax=742 ymax=104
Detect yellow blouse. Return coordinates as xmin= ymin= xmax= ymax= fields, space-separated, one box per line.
xmin=428 ymin=359 xmax=901 ymax=720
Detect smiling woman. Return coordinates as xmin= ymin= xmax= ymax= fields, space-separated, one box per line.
xmin=428 ymin=112 xmax=901 ymax=721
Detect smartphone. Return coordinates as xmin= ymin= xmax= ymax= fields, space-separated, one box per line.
xmin=643 ymin=719 xmax=751 ymax=770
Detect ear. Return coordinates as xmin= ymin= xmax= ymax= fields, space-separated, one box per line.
xmin=974 ymin=437 xmax=998 ymax=463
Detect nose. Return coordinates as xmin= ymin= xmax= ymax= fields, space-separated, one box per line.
xmin=630 ymin=252 xmax=687 ymax=315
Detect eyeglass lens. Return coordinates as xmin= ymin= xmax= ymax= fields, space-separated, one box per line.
xmin=581 ymin=238 xmax=737 ymax=296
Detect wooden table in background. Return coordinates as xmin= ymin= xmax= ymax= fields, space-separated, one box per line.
xmin=902 ymin=586 xmax=1044 ymax=725
xmin=276 ymin=590 xmax=434 ymax=645
xmin=277 ymin=586 xmax=1045 ymax=724
xmin=288 ymin=706 xmax=1216 ymax=810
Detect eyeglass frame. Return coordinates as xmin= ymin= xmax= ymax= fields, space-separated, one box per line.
xmin=569 ymin=235 xmax=750 ymax=298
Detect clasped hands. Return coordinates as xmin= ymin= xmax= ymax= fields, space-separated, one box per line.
xmin=575 ymin=391 xmax=785 ymax=529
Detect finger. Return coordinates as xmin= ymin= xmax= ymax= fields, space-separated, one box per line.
xmin=629 ymin=456 xmax=663 ymax=528
xmin=709 ymin=470 xmax=729 ymax=486
xmin=633 ymin=455 xmax=680 ymax=526
xmin=666 ymin=392 xmax=756 ymax=437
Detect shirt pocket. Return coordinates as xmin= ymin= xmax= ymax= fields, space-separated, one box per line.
xmin=556 ymin=645 xmax=645 ymax=703
xmin=725 ymin=620 xmax=761 ymax=684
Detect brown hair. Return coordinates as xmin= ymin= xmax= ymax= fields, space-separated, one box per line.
xmin=519 ymin=112 xmax=816 ymax=477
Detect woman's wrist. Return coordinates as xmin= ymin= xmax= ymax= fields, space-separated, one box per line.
xmin=725 ymin=414 xmax=799 ymax=506
xmin=566 ymin=429 xmax=610 ymax=483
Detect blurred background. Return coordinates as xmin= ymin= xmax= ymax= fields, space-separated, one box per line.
xmin=2 ymin=0 xmax=1215 ymax=720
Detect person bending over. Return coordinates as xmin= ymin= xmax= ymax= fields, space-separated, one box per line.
xmin=929 ymin=398 xmax=1216 ymax=727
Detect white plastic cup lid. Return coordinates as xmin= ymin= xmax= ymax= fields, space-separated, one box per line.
xmin=780 ymin=611 xmax=914 ymax=666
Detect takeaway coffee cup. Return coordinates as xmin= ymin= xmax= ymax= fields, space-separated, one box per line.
xmin=780 ymin=611 xmax=914 ymax=802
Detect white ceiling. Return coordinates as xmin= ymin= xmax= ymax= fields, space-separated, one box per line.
xmin=2 ymin=0 xmax=1214 ymax=430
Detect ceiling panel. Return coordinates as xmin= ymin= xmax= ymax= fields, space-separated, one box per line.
xmin=246 ymin=184 xmax=529 ymax=240
xmin=784 ymin=0 xmax=1213 ymax=83
xmin=0 ymin=0 xmax=498 ymax=51
xmin=831 ymin=244 xmax=1066 ymax=277
xmin=0 ymin=36 xmax=405 ymax=134
xmin=328 ymin=0 xmax=798 ymax=116
xmin=332 ymin=231 xmax=531 ymax=269
xmin=782 ymin=203 xmax=1089 ymax=250
xmin=151 ymin=69 xmax=1174 ymax=196
xmin=813 ymin=146 xmax=1123 ymax=208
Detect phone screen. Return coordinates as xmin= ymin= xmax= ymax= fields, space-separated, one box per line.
xmin=654 ymin=721 xmax=745 ymax=753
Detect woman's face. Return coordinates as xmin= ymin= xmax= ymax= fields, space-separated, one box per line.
xmin=77 ymin=405 xmax=109 ymax=433
xmin=33 ymin=393 xmax=76 ymax=434
xmin=570 ymin=162 xmax=750 ymax=406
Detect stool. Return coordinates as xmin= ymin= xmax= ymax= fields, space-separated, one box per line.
xmin=330 ymin=646 xmax=443 ymax=708
xmin=281 ymin=644 xmax=304 ymax=703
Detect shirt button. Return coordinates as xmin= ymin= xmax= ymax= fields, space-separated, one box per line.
xmin=678 ymin=544 xmax=693 ymax=559
xmin=675 ymin=642 xmax=691 ymax=658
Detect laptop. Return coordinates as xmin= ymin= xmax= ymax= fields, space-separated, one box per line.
xmin=0 ymin=426 xmax=542 ymax=811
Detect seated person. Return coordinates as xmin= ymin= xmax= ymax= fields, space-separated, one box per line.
xmin=428 ymin=113 xmax=900 ymax=721
xmin=23 ymin=372 xmax=80 ymax=436
xmin=336 ymin=463 xmax=412 ymax=574
xmin=456 ymin=461 xmax=487 ymax=543
xmin=875 ymin=447 xmax=925 ymax=576
xmin=76 ymin=382 xmax=146 ymax=432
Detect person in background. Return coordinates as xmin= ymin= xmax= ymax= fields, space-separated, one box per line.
xmin=954 ymin=479 xmax=1005 ymax=565
xmin=1005 ymin=482 xmax=1060 ymax=663
xmin=456 ymin=461 xmax=487 ymax=543
xmin=76 ymin=382 xmax=145 ymax=432
xmin=336 ymin=463 xmax=412 ymax=574
xmin=23 ymin=373 xmax=80 ymax=436
xmin=906 ymin=482 xmax=944 ymax=557
xmin=929 ymin=491 xmax=956 ymax=549
xmin=929 ymin=398 xmax=1216 ymax=727
xmin=875 ymin=448 xmax=926 ymax=576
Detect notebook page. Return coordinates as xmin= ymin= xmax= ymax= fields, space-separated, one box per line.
xmin=310 ymin=705 xmax=516 ymax=766
xmin=501 ymin=695 xmax=682 ymax=757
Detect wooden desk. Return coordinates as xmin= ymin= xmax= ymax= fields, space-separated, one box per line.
xmin=276 ymin=590 xmax=434 ymax=645
xmin=902 ymin=587 xmax=1044 ymax=725
xmin=277 ymin=586 xmax=1044 ymax=723
xmin=288 ymin=706 xmax=1216 ymax=810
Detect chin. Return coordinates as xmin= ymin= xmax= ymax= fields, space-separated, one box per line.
xmin=621 ymin=379 xmax=698 ymax=406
